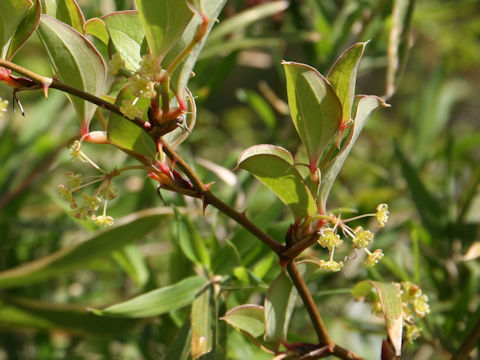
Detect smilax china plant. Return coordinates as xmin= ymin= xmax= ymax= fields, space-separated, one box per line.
xmin=0 ymin=0 xmax=432 ymax=359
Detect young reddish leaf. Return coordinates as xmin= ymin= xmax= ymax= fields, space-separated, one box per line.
xmin=84 ymin=17 xmax=109 ymax=45
xmin=90 ymin=276 xmax=207 ymax=318
xmin=37 ymin=15 xmax=106 ymax=133
xmin=283 ymin=61 xmax=342 ymax=167
xmin=222 ymin=304 xmax=265 ymax=338
xmin=191 ymin=284 xmax=213 ymax=359
xmin=237 ymin=144 xmax=317 ymax=219
xmin=319 ymin=95 xmax=389 ymax=211
xmin=134 ymin=0 xmax=194 ymax=59
xmin=327 ymin=42 xmax=368 ymax=124
xmin=56 ymin=0 xmax=85 ymax=34
xmin=352 ymin=281 xmax=403 ymax=356
xmin=0 ymin=0 xmax=34 ymax=58
xmin=5 ymin=0 xmax=41 ymax=60
xmin=102 ymin=11 xmax=145 ymax=71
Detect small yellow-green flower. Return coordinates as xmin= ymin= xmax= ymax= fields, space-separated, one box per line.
xmin=128 ymin=74 xmax=156 ymax=98
xmin=412 ymin=294 xmax=430 ymax=318
xmin=120 ymin=99 xmax=143 ymax=120
xmin=405 ymin=323 xmax=421 ymax=343
xmin=65 ymin=172 xmax=83 ymax=189
xmin=317 ymin=259 xmax=343 ymax=272
xmin=318 ymin=228 xmax=343 ymax=250
xmin=108 ymin=53 xmax=124 ymax=76
xmin=92 ymin=214 xmax=114 ymax=226
xmin=82 ymin=192 xmax=101 ymax=211
xmin=69 ymin=140 xmax=82 ymax=160
xmin=376 ymin=203 xmax=389 ymax=228
xmin=364 ymin=249 xmax=384 ymax=267
xmin=139 ymin=54 xmax=161 ymax=78
xmin=352 ymin=227 xmax=374 ymax=249
xmin=0 ymin=98 xmax=8 ymax=119
xmin=98 ymin=182 xmax=118 ymax=201
xmin=58 ymin=184 xmax=74 ymax=203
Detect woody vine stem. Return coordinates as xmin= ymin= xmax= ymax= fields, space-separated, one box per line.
xmin=0 ymin=58 xmax=363 ymax=360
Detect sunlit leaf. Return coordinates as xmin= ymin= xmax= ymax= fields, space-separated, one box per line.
xmin=37 ymin=15 xmax=106 ymax=132
xmin=237 ymin=144 xmax=317 ymax=219
xmin=56 ymin=0 xmax=85 ymax=34
xmin=91 ymin=276 xmax=207 ymax=318
xmin=191 ymin=284 xmax=213 ymax=359
xmin=222 ymin=304 xmax=265 ymax=338
xmin=84 ymin=17 xmax=109 ymax=45
xmin=0 ymin=0 xmax=33 ymax=58
xmin=283 ymin=61 xmax=342 ymax=166
xmin=0 ymin=208 xmax=174 ymax=288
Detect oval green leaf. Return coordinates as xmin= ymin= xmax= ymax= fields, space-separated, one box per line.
xmin=0 ymin=0 xmax=33 ymax=58
xmin=37 ymin=15 xmax=106 ymax=130
xmin=56 ymin=0 xmax=85 ymax=34
xmin=84 ymin=17 xmax=109 ymax=45
xmin=283 ymin=61 xmax=343 ymax=166
xmin=222 ymin=304 xmax=265 ymax=338
xmin=237 ymin=144 xmax=317 ymax=219
xmin=91 ymin=276 xmax=207 ymax=318
xmin=134 ymin=0 xmax=193 ymax=59
xmin=327 ymin=41 xmax=367 ymax=123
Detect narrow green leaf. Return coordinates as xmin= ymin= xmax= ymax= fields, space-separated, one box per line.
xmin=56 ymin=0 xmax=85 ymax=34
xmin=352 ymin=281 xmax=403 ymax=356
xmin=237 ymin=144 xmax=317 ymax=219
xmin=236 ymin=89 xmax=276 ymax=130
xmin=386 ymin=0 xmax=415 ymax=99
xmin=0 ymin=0 xmax=33 ymax=58
xmin=174 ymin=209 xmax=211 ymax=269
xmin=107 ymin=85 xmax=156 ymax=160
xmin=222 ymin=305 xmax=265 ymax=338
xmin=0 ymin=295 xmax=140 ymax=336
xmin=84 ymin=17 xmax=109 ymax=45
xmin=5 ymin=0 xmax=41 ymax=60
xmin=165 ymin=320 xmax=192 ymax=360
xmin=112 ymin=245 xmax=149 ymax=288
xmin=37 ymin=15 xmax=106 ymax=130
xmin=283 ymin=61 xmax=343 ymax=166
xmin=327 ymin=42 xmax=367 ymax=123
xmin=134 ymin=0 xmax=193 ymax=58
xmin=319 ymin=95 xmax=389 ymax=211
xmin=0 ymin=208 xmax=174 ymax=288
xmin=102 ymin=11 xmax=145 ymax=71
xmin=191 ymin=284 xmax=213 ymax=359
xmin=264 ymin=262 xmax=317 ymax=342
xmin=91 ymin=276 xmax=207 ymax=318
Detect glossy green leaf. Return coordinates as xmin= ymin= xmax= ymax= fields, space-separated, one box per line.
xmin=191 ymin=284 xmax=213 ymax=359
xmin=237 ymin=144 xmax=317 ymax=219
xmin=5 ymin=0 xmax=41 ymax=60
xmin=84 ymin=17 xmax=109 ymax=45
xmin=166 ymin=0 xmax=227 ymax=96
xmin=91 ymin=276 xmax=207 ymax=318
xmin=283 ymin=61 xmax=342 ymax=165
xmin=103 ymin=11 xmax=145 ymax=71
xmin=107 ymin=85 xmax=156 ymax=160
xmin=134 ymin=0 xmax=193 ymax=58
xmin=174 ymin=208 xmax=211 ymax=269
xmin=319 ymin=95 xmax=389 ymax=211
xmin=222 ymin=304 xmax=265 ymax=338
xmin=0 ymin=208 xmax=174 ymax=288
xmin=327 ymin=42 xmax=367 ymax=123
xmin=386 ymin=0 xmax=415 ymax=99
xmin=56 ymin=0 xmax=85 ymax=34
xmin=0 ymin=0 xmax=33 ymax=58
xmin=37 ymin=15 xmax=106 ymax=130
xmin=352 ymin=281 xmax=403 ymax=356
xmin=112 ymin=245 xmax=149 ymax=288
xmin=264 ymin=262 xmax=317 ymax=342
xmin=0 ymin=295 xmax=140 ymax=336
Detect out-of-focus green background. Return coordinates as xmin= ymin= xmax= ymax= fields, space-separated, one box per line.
xmin=0 ymin=0 xmax=479 ymax=359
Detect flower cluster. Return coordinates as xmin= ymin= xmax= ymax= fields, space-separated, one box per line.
xmin=315 ymin=204 xmax=389 ymax=272
xmin=58 ymin=141 xmax=119 ymax=226
xmin=0 ymin=98 xmax=8 ymax=119
xmin=397 ymin=282 xmax=431 ymax=342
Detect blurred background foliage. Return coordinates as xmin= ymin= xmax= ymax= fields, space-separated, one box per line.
xmin=0 ymin=0 xmax=479 ymax=359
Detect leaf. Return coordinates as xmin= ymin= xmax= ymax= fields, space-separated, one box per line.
xmin=327 ymin=42 xmax=367 ymax=123
xmin=84 ymin=17 xmax=109 ymax=45
xmin=56 ymin=0 xmax=85 ymax=34
xmin=5 ymin=0 xmax=41 ymax=60
xmin=112 ymin=245 xmax=149 ymax=288
xmin=319 ymin=95 xmax=389 ymax=211
xmin=37 ymin=15 xmax=106 ymax=131
xmin=107 ymin=85 xmax=156 ymax=160
xmin=237 ymin=144 xmax=317 ymax=219
xmin=282 ymin=61 xmax=343 ymax=166
xmin=386 ymin=0 xmax=415 ymax=99
xmin=134 ymin=0 xmax=193 ymax=59
xmin=102 ymin=10 xmax=145 ymax=71
xmin=352 ymin=281 xmax=403 ymax=356
xmin=165 ymin=320 xmax=192 ymax=360
xmin=0 ymin=0 xmax=33 ymax=58
xmin=174 ymin=208 xmax=211 ymax=269
xmin=0 ymin=295 xmax=140 ymax=336
xmin=264 ymin=262 xmax=317 ymax=342
xmin=222 ymin=305 xmax=265 ymax=338
xmin=236 ymin=88 xmax=276 ymax=130
xmin=91 ymin=276 xmax=207 ymax=318
xmin=0 ymin=208 xmax=174 ymax=288
xmin=191 ymin=284 xmax=213 ymax=359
